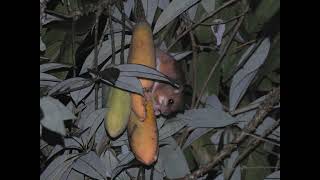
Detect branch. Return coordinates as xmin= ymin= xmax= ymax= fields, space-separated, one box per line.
xmin=111 ymin=16 xmax=133 ymax=31
xmin=94 ymin=9 xmax=101 ymax=110
xmin=225 ymin=119 xmax=280 ymax=180
xmin=198 ymin=10 xmax=248 ymax=26
xmin=174 ymin=87 xmax=280 ymax=180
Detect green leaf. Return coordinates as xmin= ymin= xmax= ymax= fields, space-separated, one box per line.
xmin=200 ymin=0 xmax=215 ymax=13
xmin=48 ymin=77 xmax=91 ymax=95
xmin=70 ymin=81 xmax=94 ymax=105
xmin=114 ymin=76 xmax=144 ymax=95
xmin=40 ymin=63 xmax=72 ymax=73
xmin=40 ymin=73 xmax=62 ymax=82
xmin=47 ymin=145 xmax=64 ymax=160
xmin=124 ymin=0 xmax=134 ymax=17
xmin=245 ymin=0 xmax=280 ymax=34
xmin=142 ymin=0 xmax=159 ymax=24
xmin=115 ymin=64 xmax=178 ymax=87
xmin=257 ymin=78 xmax=273 ymax=92
xmin=40 ymin=96 xmax=76 ymax=136
xmin=187 ymin=3 xmax=198 ymax=21
xmin=42 ymin=30 xmax=66 ymax=61
xmin=205 ymin=95 xmax=223 ymax=110
xmin=40 ymin=36 xmax=46 ymax=51
xmin=255 ymin=34 xmax=280 ymax=83
xmin=153 ymin=0 xmax=200 ymax=34
xmin=264 ymin=170 xmax=280 ymax=180
xmin=179 ymin=108 xmax=236 ymax=128
xmin=158 ymin=117 xmax=187 ymax=140
xmin=111 ymin=152 xmax=135 ymax=179
xmin=158 ymin=0 xmax=169 ymax=10
xmin=222 ymin=129 xmax=241 ymax=180
xmin=79 ymin=108 xmax=107 ymax=142
xmin=182 ymin=128 xmax=212 ymax=150
xmin=190 ymin=131 xmax=217 ymax=166
xmin=60 ymin=169 xmax=84 ymax=180
xmin=40 ymin=153 xmax=78 ymax=180
xmin=73 ymin=151 xmax=109 ymax=179
xmin=80 ymin=35 xmax=132 ymax=75
xmin=159 ymin=137 xmax=190 ymax=178
xmin=229 ymin=38 xmax=271 ymax=111
xmin=100 ymin=150 xmax=118 ymax=176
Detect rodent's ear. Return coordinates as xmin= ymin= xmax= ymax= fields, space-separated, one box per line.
xmin=182 ymin=84 xmax=193 ymax=95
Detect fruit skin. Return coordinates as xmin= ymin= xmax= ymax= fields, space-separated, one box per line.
xmin=128 ymin=21 xmax=156 ymax=89
xmin=131 ymin=93 xmax=146 ymax=121
xmin=128 ymin=20 xmax=156 ymax=121
xmin=127 ymin=100 xmax=158 ymax=165
xmin=105 ymin=87 xmax=131 ymax=138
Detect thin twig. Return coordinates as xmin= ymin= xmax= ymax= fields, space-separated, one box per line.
xmin=72 ymin=16 xmax=76 ymax=77
xmin=120 ymin=1 xmax=126 ymax=64
xmin=242 ymin=131 xmax=280 ymax=147
xmin=232 ymin=39 xmax=257 ymax=54
xmin=197 ymin=45 xmax=219 ymax=51
xmin=137 ymin=166 xmax=145 ymax=180
xmin=194 ymin=10 xmax=247 ymax=108
xmin=111 ymin=16 xmax=133 ymax=31
xmin=190 ymin=32 xmax=198 ymax=108
xmin=198 ymin=10 xmax=248 ymax=26
xmin=109 ymin=5 xmax=116 ymax=64
xmin=240 ymin=166 xmax=279 ymax=170
xmin=94 ymin=10 xmax=100 ymax=110
xmin=92 ymin=4 xmax=114 ymax=110
xmin=98 ymin=20 xmax=111 ymax=53
xmin=167 ymin=0 xmax=241 ymax=50
xmin=124 ymin=14 xmax=134 ymax=29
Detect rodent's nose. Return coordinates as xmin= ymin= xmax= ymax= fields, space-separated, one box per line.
xmin=153 ymin=104 xmax=161 ymax=116
xmin=154 ymin=110 xmax=161 ymax=116
xmin=158 ymin=96 xmax=165 ymax=105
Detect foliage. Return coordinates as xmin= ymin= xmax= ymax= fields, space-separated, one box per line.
xmin=40 ymin=0 xmax=280 ymax=179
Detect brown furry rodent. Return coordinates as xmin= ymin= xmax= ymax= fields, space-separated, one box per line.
xmin=152 ymin=48 xmax=186 ymax=116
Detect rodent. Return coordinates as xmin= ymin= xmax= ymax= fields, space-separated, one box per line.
xmin=151 ymin=48 xmax=186 ymax=116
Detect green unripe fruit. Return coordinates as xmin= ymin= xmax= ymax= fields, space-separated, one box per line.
xmin=105 ymin=87 xmax=131 ymax=138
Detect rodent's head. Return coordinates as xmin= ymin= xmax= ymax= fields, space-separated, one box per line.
xmin=152 ymin=83 xmax=184 ymax=116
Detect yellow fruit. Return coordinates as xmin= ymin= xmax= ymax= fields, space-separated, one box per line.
xmin=105 ymin=87 xmax=131 ymax=138
xmin=128 ymin=20 xmax=156 ymax=121
xmin=128 ymin=20 xmax=156 ymax=90
xmin=131 ymin=93 xmax=146 ymax=121
xmin=127 ymin=100 xmax=158 ymax=165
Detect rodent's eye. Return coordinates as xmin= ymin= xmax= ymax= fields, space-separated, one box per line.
xmin=168 ymin=99 xmax=174 ymax=105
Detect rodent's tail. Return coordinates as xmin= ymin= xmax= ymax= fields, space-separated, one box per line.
xmin=134 ymin=0 xmax=146 ymax=22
